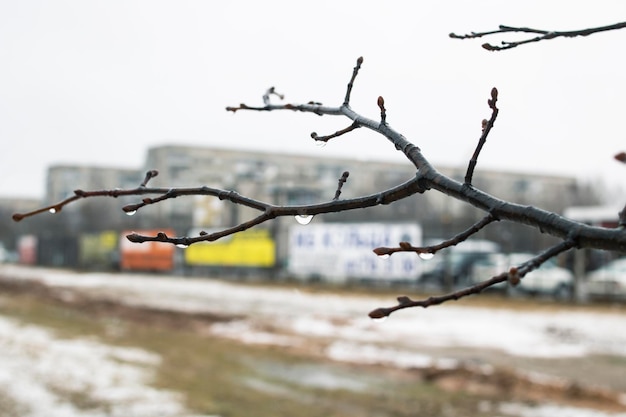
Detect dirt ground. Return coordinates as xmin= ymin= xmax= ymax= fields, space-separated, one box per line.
xmin=1 ymin=274 xmax=625 ymax=414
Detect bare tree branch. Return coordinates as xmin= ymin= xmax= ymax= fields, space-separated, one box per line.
xmin=465 ymin=87 xmax=498 ymax=185
xmin=373 ymin=213 xmax=499 ymax=258
xmin=222 ymin=59 xmax=626 ymax=253
xmin=139 ymin=169 xmax=159 ymax=187
xmin=333 ymin=171 xmax=350 ymax=201
xmin=311 ymin=121 xmax=360 ymax=144
xmin=450 ymin=21 xmax=626 ymax=51
xmin=369 ymin=237 xmax=578 ymax=319
xmin=344 ymin=56 xmax=363 ymax=106
xmin=15 ymin=170 xmax=426 ymax=247
xmin=12 ymin=56 xmax=626 ymax=316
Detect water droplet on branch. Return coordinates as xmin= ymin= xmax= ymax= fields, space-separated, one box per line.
xmin=295 ymin=215 xmax=314 ymax=225
xmin=48 ymin=208 xmax=57 ymax=214
xmin=125 ymin=210 xmax=137 ymax=216
xmin=176 ymin=243 xmax=189 ymax=249
xmin=377 ymin=254 xmax=391 ymax=259
xmin=419 ymin=253 xmax=435 ymax=260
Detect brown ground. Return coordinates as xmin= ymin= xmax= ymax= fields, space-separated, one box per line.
xmin=1 ymin=275 xmax=625 ymax=413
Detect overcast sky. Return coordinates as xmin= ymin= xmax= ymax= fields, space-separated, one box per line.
xmin=1 ymin=1 xmax=625 ymax=200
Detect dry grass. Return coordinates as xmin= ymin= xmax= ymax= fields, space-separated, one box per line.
xmin=230 ymin=275 xmax=626 ymax=315
xmin=0 ymin=289 xmax=496 ymax=417
xmin=1 ymin=275 xmax=625 ymax=417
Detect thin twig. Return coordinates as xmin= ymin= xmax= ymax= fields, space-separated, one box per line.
xmin=369 ymin=238 xmax=578 ymax=318
xmin=311 ymin=121 xmax=360 ymax=143
xmin=262 ymin=87 xmax=284 ymax=106
xmin=140 ymin=170 xmax=159 ymax=187
xmin=373 ymin=212 xmax=499 ymax=257
xmin=377 ymin=96 xmax=387 ymax=125
xmin=450 ymin=21 xmax=626 ymax=51
xmin=465 ymin=87 xmax=499 ymax=184
xmin=343 ymin=56 xmax=363 ymax=106
xmin=333 ymin=171 xmax=350 ymax=200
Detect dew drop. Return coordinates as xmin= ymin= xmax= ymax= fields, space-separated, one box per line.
xmin=176 ymin=243 xmax=189 ymax=249
xmin=315 ymin=141 xmax=327 ymax=148
xmin=371 ymin=316 xmax=388 ymax=323
xmin=419 ymin=252 xmax=435 ymax=260
xmin=125 ymin=210 xmax=137 ymax=216
xmin=295 ymin=215 xmax=314 ymax=225
xmin=378 ymin=254 xmax=390 ymax=260
xmin=48 ymin=208 xmax=57 ymax=214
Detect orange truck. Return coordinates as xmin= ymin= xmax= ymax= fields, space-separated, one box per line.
xmin=119 ymin=229 xmax=176 ymax=272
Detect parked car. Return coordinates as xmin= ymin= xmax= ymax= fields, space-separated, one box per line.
xmin=470 ymin=252 xmax=574 ymax=299
xmin=418 ymin=239 xmax=500 ymax=289
xmin=586 ymin=258 xmax=626 ymax=300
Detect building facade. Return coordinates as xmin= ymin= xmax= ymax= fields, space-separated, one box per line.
xmin=45 ymin=165 xmax=142 ymax=204
xmin=37 ymin=144 xmax=596 ymax=255
xmin=140 ymin=144 xmax=593 ymax=253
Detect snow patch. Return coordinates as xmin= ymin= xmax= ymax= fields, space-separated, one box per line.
xmin=0 ymin=316 xmax=194 ymax=417
xmin=500 ymin=402 xmax=626 ymax=417
xmin=326 ymin=340 xmax=459 ymax=370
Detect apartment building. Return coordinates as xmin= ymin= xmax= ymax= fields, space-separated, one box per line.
xmin=39 ymin=144 xmax=593 ymax=253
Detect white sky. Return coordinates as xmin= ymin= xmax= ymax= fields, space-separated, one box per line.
xmin=1 ymin=1 xmax=625 ymax=199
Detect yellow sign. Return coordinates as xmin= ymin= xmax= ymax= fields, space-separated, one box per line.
xmin=185 ymin=229 xmax=275 ymax=267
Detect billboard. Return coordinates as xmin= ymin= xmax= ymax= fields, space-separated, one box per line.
xmin=288 ymin=223 xmax=422 ymax=282
xmin=184 ymin=228 xmax=275 ymax=268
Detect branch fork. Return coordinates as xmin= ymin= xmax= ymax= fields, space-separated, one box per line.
xmin=12 ymin=56 xmax=626 ymax=317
